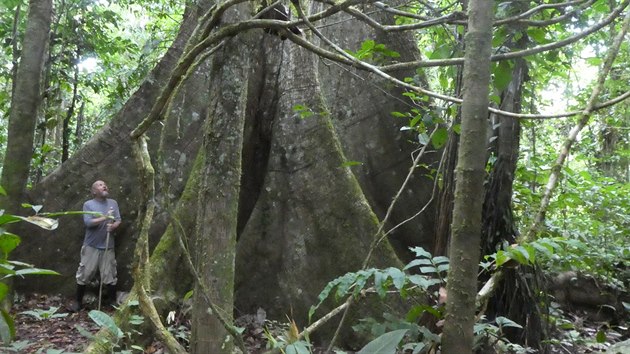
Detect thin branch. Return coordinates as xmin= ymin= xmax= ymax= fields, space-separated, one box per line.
xmin=525 ymin=8 xmax=630 ymax=241
xmin=372 ymin=0 xmax=591 ymax=27
xmin=476 ymin=7 xmax=630 ymax=313
xmin=131 ymin=136 xmax=187 ymax=354
xmin=380 ymin=0 xmax=630 ymax=72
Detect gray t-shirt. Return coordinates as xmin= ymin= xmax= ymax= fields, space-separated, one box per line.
xmin=82 ymin=198 xmax=121 ymax=249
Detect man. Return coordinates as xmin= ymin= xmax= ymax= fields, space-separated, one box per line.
xmin=71 ymin=180 xmax=121 ymax=311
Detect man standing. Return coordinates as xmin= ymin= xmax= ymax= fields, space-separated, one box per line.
xmin=71 ymin=180 xmax=121 ymax=311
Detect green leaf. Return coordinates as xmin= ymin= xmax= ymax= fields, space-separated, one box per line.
xmin=409 ymin=115 xmax=422 ymax=128
xmin=373 ymin=270 xmax=388 ymax=298
xmin=496 ymin=316 xmax=523 ymax=329
xmin=429 ymin=44 xmax=451 ymax=59
xmin=89 ymin=310 xmax=123 ymax=339
xmin=13 ymin=268 xmax=60 ymax=277
xmin=493 ymin=61 xmax=513 ymax=91
xmin=341 ymin=161 xmax=363 ymax=167
xmin=0 ymin=283 xmax=7 ymax=302
xmin=403 ymin=258 xmax=432 ymax=270
xmin=286 ymin=341 xmax=311 ymax=354
xmin=407 ymin=275 xmax=440 ymax=290
xmin=495 ymin=250 xmax=508 ymax=267
xmin=0 ymin=214 xmax=21 ymax=226
xmin=361 ymin=40 xmax=376 ymax=51
xmin=357 ymin=329 xmax=408 ymax=354
xmin=0 ymin=186 xmax=5 ymax=196
xmin=418 ymin=133 xmax=430 ymax=146
xmin=419 ymin=266 xmax=438 ymax=274
xmin=385 ymin=267 xmax=405 ymax=290
xmin=0 ymin=308 xmax=15 ymax=344
xmin=595 ymin=329 xmax=606 ymax=343
xmin=431 ymin=128 xmax=448 ymax=149
xmin=436 ymin=263 xmax=449 ymax=273
xmin=527 ymin=28 xmax=547 ymax=43
xmin=410 ymin=247 xmax=431 ymax=259
xmin=432 ymin=256 xmax=449 ymax=264
xmin=0 ymin=233 xmax=21 ymax=257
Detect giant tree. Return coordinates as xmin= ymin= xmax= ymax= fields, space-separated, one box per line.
xmin=5 ymin=0 xmax=630 ymax=353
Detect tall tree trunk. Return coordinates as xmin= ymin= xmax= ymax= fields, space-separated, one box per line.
xmin=433 ymin=0 xmax=467 ymax=257
xmin=61 ymin=56 xmax=80 ymax=162
xmin=190 ymin=24 xmax=251 ymax=354
xmin=441 ymin=1 xmax=493 ymax=353
xmin=481 ymin=57 xmax=547 ymax=350
xmin=0 ymin=0 xmax=52 ymax=213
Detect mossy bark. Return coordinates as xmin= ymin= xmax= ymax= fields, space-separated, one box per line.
xmin=0 ymin=0 xmax=52 ymax=214
xmin=235 ymin=32 xmax=402 ymax=345
xmin=189 ymin=6 xmax=253 ymax=351
xmin=317 ymin=4 xmax=439 ymax=262
xmin=12 ymin=3 xmax=209 ymax=295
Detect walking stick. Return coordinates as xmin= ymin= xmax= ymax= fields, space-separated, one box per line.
xmin=98 ymin=208 xmax=114 ymax=311
xmin=97 ymin=230 xmax=110 ymax=311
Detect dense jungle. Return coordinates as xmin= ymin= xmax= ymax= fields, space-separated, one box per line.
xmin=0 ymin=0 xmax=629 ymax=353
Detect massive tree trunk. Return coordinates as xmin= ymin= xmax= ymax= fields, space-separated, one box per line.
xmin=0 ymin=0 xmax=52 ymax=213
xmin=190 ymin=7 xmax=252 ymax=349
xmin=318 ymin=8 xmax=438 ymax=263
xmin=15 ymin=0 xmax=439 ymax=349
xmin=13 ymin=3 xmax=208 ymax=294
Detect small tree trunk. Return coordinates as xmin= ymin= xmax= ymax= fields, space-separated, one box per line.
xmin=441 ymin=1 xmax=493 ymax=352
xmin=0 ymin=0 xmax=52 ymax=213
xmin=62 ymin=55 xmax=80 ymax=162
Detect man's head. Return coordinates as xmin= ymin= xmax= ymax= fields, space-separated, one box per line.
xmin=91 ymin=180 xmax=109 ymax=199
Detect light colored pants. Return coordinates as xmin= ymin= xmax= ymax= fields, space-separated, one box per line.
xmin=75 ymin=245 xmax=117 ymax=285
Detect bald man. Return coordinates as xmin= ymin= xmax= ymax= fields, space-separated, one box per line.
xmin=71 ymin=180 xmax=121 ymax=311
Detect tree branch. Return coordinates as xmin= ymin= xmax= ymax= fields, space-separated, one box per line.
xmin=525 ymin=8 xmax=630 ymax=241
xmin=381 ymin=0 xmax=630 ymax=72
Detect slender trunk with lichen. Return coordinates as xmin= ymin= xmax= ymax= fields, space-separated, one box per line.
xmin=0 ymin=0 xmax=52 ymax=213
xmin=441 ymin=1 xmax=493 ymax=353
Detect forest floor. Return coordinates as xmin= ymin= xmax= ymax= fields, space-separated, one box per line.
xmin=1 ymin=293 xmax=628 ymax=353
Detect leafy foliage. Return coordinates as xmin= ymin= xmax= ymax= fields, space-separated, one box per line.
xmin=0 ymin=197 xmax=59 ymax=344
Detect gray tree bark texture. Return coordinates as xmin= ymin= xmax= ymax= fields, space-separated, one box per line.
xmin=0 ymin=0 xmax=52 ymax=213
xmin=441 ymin=0 xmax=494 ymax=352
xmin=12 ymin=4 xmax=209 ymax=294
xmin=190 ymin=5 xmax=253 ymax=350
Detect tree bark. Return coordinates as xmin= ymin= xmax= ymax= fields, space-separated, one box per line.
xmin=236 ymin=26 xmax=403 ymax=344
xmin=190 ymin=20 xmax=251 ymax=353
xmin=441 ymin=1 xmax=493 ymax=353
xmin=318 ymin=5 xmax=439 ymax=262
xmin=13 ymin=3 xmax=209 ymax=295
xmin=0 ymin=0 xmax=52 ymax=213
